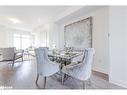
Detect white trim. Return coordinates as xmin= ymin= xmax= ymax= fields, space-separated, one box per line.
xmin=109 ymin=79 xmax=127 ymax=88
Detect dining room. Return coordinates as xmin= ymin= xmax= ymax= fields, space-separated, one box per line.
xmin=0 ymin=6 xmax=127 ymax=89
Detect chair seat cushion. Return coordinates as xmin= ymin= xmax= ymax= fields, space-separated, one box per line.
xmin=62 ymin=62 xmax=90 ymax=81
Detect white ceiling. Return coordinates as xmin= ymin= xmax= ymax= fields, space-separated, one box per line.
xmin=0 ymin=6 xmax=73 ymax=31
xmin=55 ymin=6 xmax=105 ymax=24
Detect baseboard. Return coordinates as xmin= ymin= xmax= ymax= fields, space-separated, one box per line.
xmin=92 ymin=70 xmax=109 ymax=81
xmin=91 ymin=70 xmax=127 ymax=88
xmin=109 ymin=79 xmax=127 ymax=88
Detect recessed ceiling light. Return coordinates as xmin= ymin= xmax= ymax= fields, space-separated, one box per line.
xmin=9 ymin=18 xmax=21 ymax=24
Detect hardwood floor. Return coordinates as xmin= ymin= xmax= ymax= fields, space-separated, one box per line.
xmin=0 ymin=59 xmax=124 ymax=89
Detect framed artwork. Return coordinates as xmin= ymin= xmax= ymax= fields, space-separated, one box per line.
xmin=64 ymin=17 xmax=92 ymax=50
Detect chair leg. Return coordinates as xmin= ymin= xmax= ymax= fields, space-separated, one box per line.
xmin=12 ymin=60 xmax=15 ymax=67
xmin=22 ymin=56 xmax=23 ymax=62
xmin=83 ymin=81 xmax=86 ymax=89
xmin=88 ymin=78 xmax=92 ymax=86
xmin=43 ymin=77 xmax=46 ymax=89
xmin=61 ymin=73 xmax=65 ymax=85
xmin=36 ymin=74 xmax=39 ymax=84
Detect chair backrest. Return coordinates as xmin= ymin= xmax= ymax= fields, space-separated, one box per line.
xmin=35 ymin=47 xmax=50 ymax=64
xmin=81 ymin=48 xmax=95 ymax=80
xmin=35 ymin=47 xmax=50 ymax=74
xmin=1 ymin=47 xmax=15 ymax=61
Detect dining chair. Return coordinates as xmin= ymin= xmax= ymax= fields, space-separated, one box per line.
xmin=35 ymin=47 xmax=60 ymax=89
xmin=61 ymin=48 xmax=95 ymax=89
xmin=0 ymin=47 xmax=24 ymax=67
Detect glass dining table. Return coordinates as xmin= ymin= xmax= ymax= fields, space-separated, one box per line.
xmin=48 ymin=50 xmax=83 ymax=66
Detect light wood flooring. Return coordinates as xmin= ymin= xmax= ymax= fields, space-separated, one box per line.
xmin=0 ymin=59 xmax=125 ymax=89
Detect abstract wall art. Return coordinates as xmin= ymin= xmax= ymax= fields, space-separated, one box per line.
xmin=64 ymin=17 xmax=92 ymax=50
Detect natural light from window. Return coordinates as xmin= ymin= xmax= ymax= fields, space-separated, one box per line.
xmin=14 ymin=33 xmax=31 ymax=50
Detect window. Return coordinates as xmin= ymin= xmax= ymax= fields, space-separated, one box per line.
xmin=14 ymin=33 xmax=31 ymax=50
xmin=40 ymin=31 xmax=49 ymax=47
xmin=14 ymin=34 xmax=21 ymax=50
xmin=22 ymin=35 xmax=31 ymax=49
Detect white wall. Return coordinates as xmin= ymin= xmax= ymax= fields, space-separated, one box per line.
xmin=53 ymin=7 xmax=110 ymax=74
xmin=109 ymin=6 xmax=127 ymax=88
xmin=33 ymin=24 xmax=51 ymax=48
xmin=0 ymin=25 xmax=8 ymax=48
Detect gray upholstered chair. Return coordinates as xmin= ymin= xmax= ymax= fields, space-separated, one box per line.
xmin=35 ymin=47 xmax=60 ymax=89
xmin=0 ymin=47 xmax=24 ymax=67
xmin=62 ymin=48 xmax=95 ymax=89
